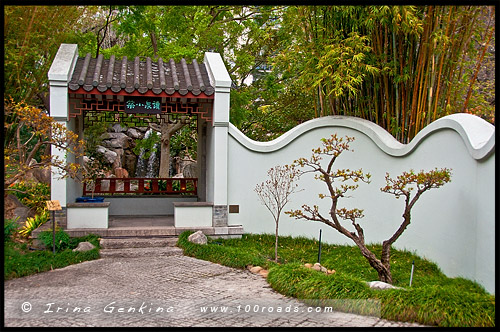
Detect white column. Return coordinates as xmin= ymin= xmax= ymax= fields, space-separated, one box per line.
xmin=204 ymin=52 xmax=231 ymax=226
xmin=48 ymin=44 xmax=79 ymax=206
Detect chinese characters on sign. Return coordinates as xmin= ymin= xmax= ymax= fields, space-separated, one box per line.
xmin=124 ymin=97 xmax=162 ymax=114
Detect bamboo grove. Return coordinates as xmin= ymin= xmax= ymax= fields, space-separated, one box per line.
xmin=276 ymin=6 xmax=495 ymax=143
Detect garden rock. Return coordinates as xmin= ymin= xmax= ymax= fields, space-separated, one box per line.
xmin=367 ymin=281 xmax=403 ymax=290
xmin=313 ymin=263 xmax=328 ymax=273
xmin=258 ymin=269 xmax=269 ymax=278
xmin=115 ymin=167 xmax=129 ymax=178
xmin=111 ymin=123 xmax=127 ymax=133
xmin=126 ymin=128 xmax=143 ymax=139
xmin=73 ymin=241 xmax=96 ymax=252
xmin=250 ymin=266 xmax=263 ymax=274
xmin=305 ymin=263 xmax=334 ymax=275
xmin=187 ymin=231 xmax=207 ymax=245
xmin=4 ymin=194 xmax=34 ymax=224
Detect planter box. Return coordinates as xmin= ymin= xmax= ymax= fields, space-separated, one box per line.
xmin=67 ymin=202 xmax=110 ymax=229
xmin=75 ymin=196 xmax=105 ymax=203
xmin=173 ymin=202 xmax=213 ymax=227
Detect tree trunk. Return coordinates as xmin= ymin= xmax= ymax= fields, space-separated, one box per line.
xmin=353 ymin=237 xmax=393 ymax=284
xmin=274 ymin=216 xmax=280 ymax=263
xmin=159 ymin=136 xmax=171 ymax=178
xmin=155 ymin=116 xmax=188 ymax=178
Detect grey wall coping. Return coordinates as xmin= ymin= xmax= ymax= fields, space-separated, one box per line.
xmin=173 ymin=202 xmax=214 ymax=207
xmin=67 ymin=202 xmax=111 ymax=208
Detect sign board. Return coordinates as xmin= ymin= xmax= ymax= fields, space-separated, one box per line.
xmin=46 ymin=200 xmax=62 ymax=211
xmin=124 ymin=96 xmax=162 ymax=114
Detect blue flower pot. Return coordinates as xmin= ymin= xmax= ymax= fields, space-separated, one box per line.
xmin=76 ymin=196 xmax=105 ymax=203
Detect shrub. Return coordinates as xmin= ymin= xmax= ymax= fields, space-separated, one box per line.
xmin=18 ymin=210 xmax=49 ymax=238
xmin=4 ymin=241 xmax=100 ymax=280
xmin=4 ymin=217 xmax=20 ymax=242
xmin=37 ymin=229 xmax=71 ymax=252
xmin=10 ymin=181 xmax=50 ymax=214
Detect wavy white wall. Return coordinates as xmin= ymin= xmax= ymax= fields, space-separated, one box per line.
xmin=227 ymin=115 xmax=495 ymax=293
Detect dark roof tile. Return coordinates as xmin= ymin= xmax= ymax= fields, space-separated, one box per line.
xmin=69 ymin=53 xmax=215 ymax=97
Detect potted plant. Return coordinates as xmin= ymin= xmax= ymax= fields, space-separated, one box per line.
xmin=77 ymin=155 xmax=107 ymax=203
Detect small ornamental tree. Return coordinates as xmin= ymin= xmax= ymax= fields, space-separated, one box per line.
xmin=255 ymin=165 xmax=300 ymax=262
xmin=4 ymin=99 xmax=85 ymax=192
xmin=287 ymin=134 xmax=452 ymax=284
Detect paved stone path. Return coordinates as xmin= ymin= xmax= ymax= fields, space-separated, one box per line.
xmin=4 ymin=253 xmax=426 ymax=327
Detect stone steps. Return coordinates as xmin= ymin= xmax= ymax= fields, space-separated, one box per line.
xmin=100 ymin=237 xmax=178 ymax=249
xmin=99 ymin=246 xmax=183 ymax=258
xmin=99 ymin=236 xmax=182 ymax=258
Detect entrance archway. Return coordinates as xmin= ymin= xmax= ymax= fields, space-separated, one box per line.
xmin=48 ymin=44 xmax=233 ymax=231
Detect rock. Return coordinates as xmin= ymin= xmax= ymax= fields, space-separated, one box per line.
xmin=304 ymin=263 xmax=313 ymax=268
xmin=32 ymin=167 xmax=51 ymax=184
xmin=72 ymin=241 xmax=96 ymax=252
xmin=187 ymin=231 xmax=207 ymax=245
xmin=104 ymin=150 xmax=118 ymax=164
xmin=258 ymin=269 xmax=269 ymax=278
xmin=97 ymin=146 xmax=118 ymax=164
xmin=111 ymin=123 xmax=127 ymax=133
xmin=366 ymin=281 xmax=403 ymax=290
xmin=250 ymin=266 xmax=263 ymax=274
xmin=112 ymin=148 xmax=124 ymax=170
xmin=102 ymin=133 xmax=132 ymax=149
xmin=4 ymin=194 xmax=34 ymax=224
xmin=126 ymin=128 xmax=143 ymax=139
xmin=115 ymin=167 xmax=129 ymax=178
xmin=311 ymin=263 xmax=329 ymax=273
xmin=123 ymin=151 xmax=137 ymax=176
xmin=182 ymin=162 xmax=197 ymax=178
xmin=327 ymin=269 xmax=336 ymax=275
xmin=30 ymin=238 xmax=47 ymax=250
xmin=312 ymin=263 xmax=322 ymax=271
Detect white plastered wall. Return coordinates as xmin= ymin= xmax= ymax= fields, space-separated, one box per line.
xmin=227 ymin=115 xmax=495 ymax=294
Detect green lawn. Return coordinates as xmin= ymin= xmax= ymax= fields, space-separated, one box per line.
xmin=177 ymin=231 xmax=495 ymax=327
xmin=4 ymin=234 xmax=101 ymax=280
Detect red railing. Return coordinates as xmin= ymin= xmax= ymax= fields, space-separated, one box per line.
xmin=83 ymin=178 xmax=197 ymax=196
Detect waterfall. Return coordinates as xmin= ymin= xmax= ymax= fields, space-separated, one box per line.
xmin=135 ymin=128 xmax=160 ymax=178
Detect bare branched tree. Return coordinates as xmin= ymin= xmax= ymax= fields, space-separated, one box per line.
xmin=255 ymin=165 xmax=300 ymax=262
xmin=287 ymin=134 xmax=451 ymax=284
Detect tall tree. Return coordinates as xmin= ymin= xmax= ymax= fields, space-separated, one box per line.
xmin=4 ymin=6 xmax=86 ymax=106
xmin=90 ymin=5 xmax=283 ymax=176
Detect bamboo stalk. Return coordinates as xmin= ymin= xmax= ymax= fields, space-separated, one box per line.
xmin=463 ymin=21 xmax=494 ymax=112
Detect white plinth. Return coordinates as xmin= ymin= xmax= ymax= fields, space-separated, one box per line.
xmin=173 ymin=202 xmax=213 ymax=227
xmin=67 ymin=202 xmax=110 ymax=229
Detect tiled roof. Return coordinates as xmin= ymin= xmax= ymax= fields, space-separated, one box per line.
xmin=68 ymin=53 xmax=215 ymax=97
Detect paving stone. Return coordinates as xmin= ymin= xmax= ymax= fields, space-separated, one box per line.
xmin=4 ymin=253 xmax=429 ymax=327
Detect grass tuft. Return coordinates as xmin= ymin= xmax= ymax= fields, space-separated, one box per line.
xmin=4 ymin=234 xmax=101 ymax=280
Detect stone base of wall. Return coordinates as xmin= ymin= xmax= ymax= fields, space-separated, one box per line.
xmin=213 ymin=205 xmax=228 ymax=227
